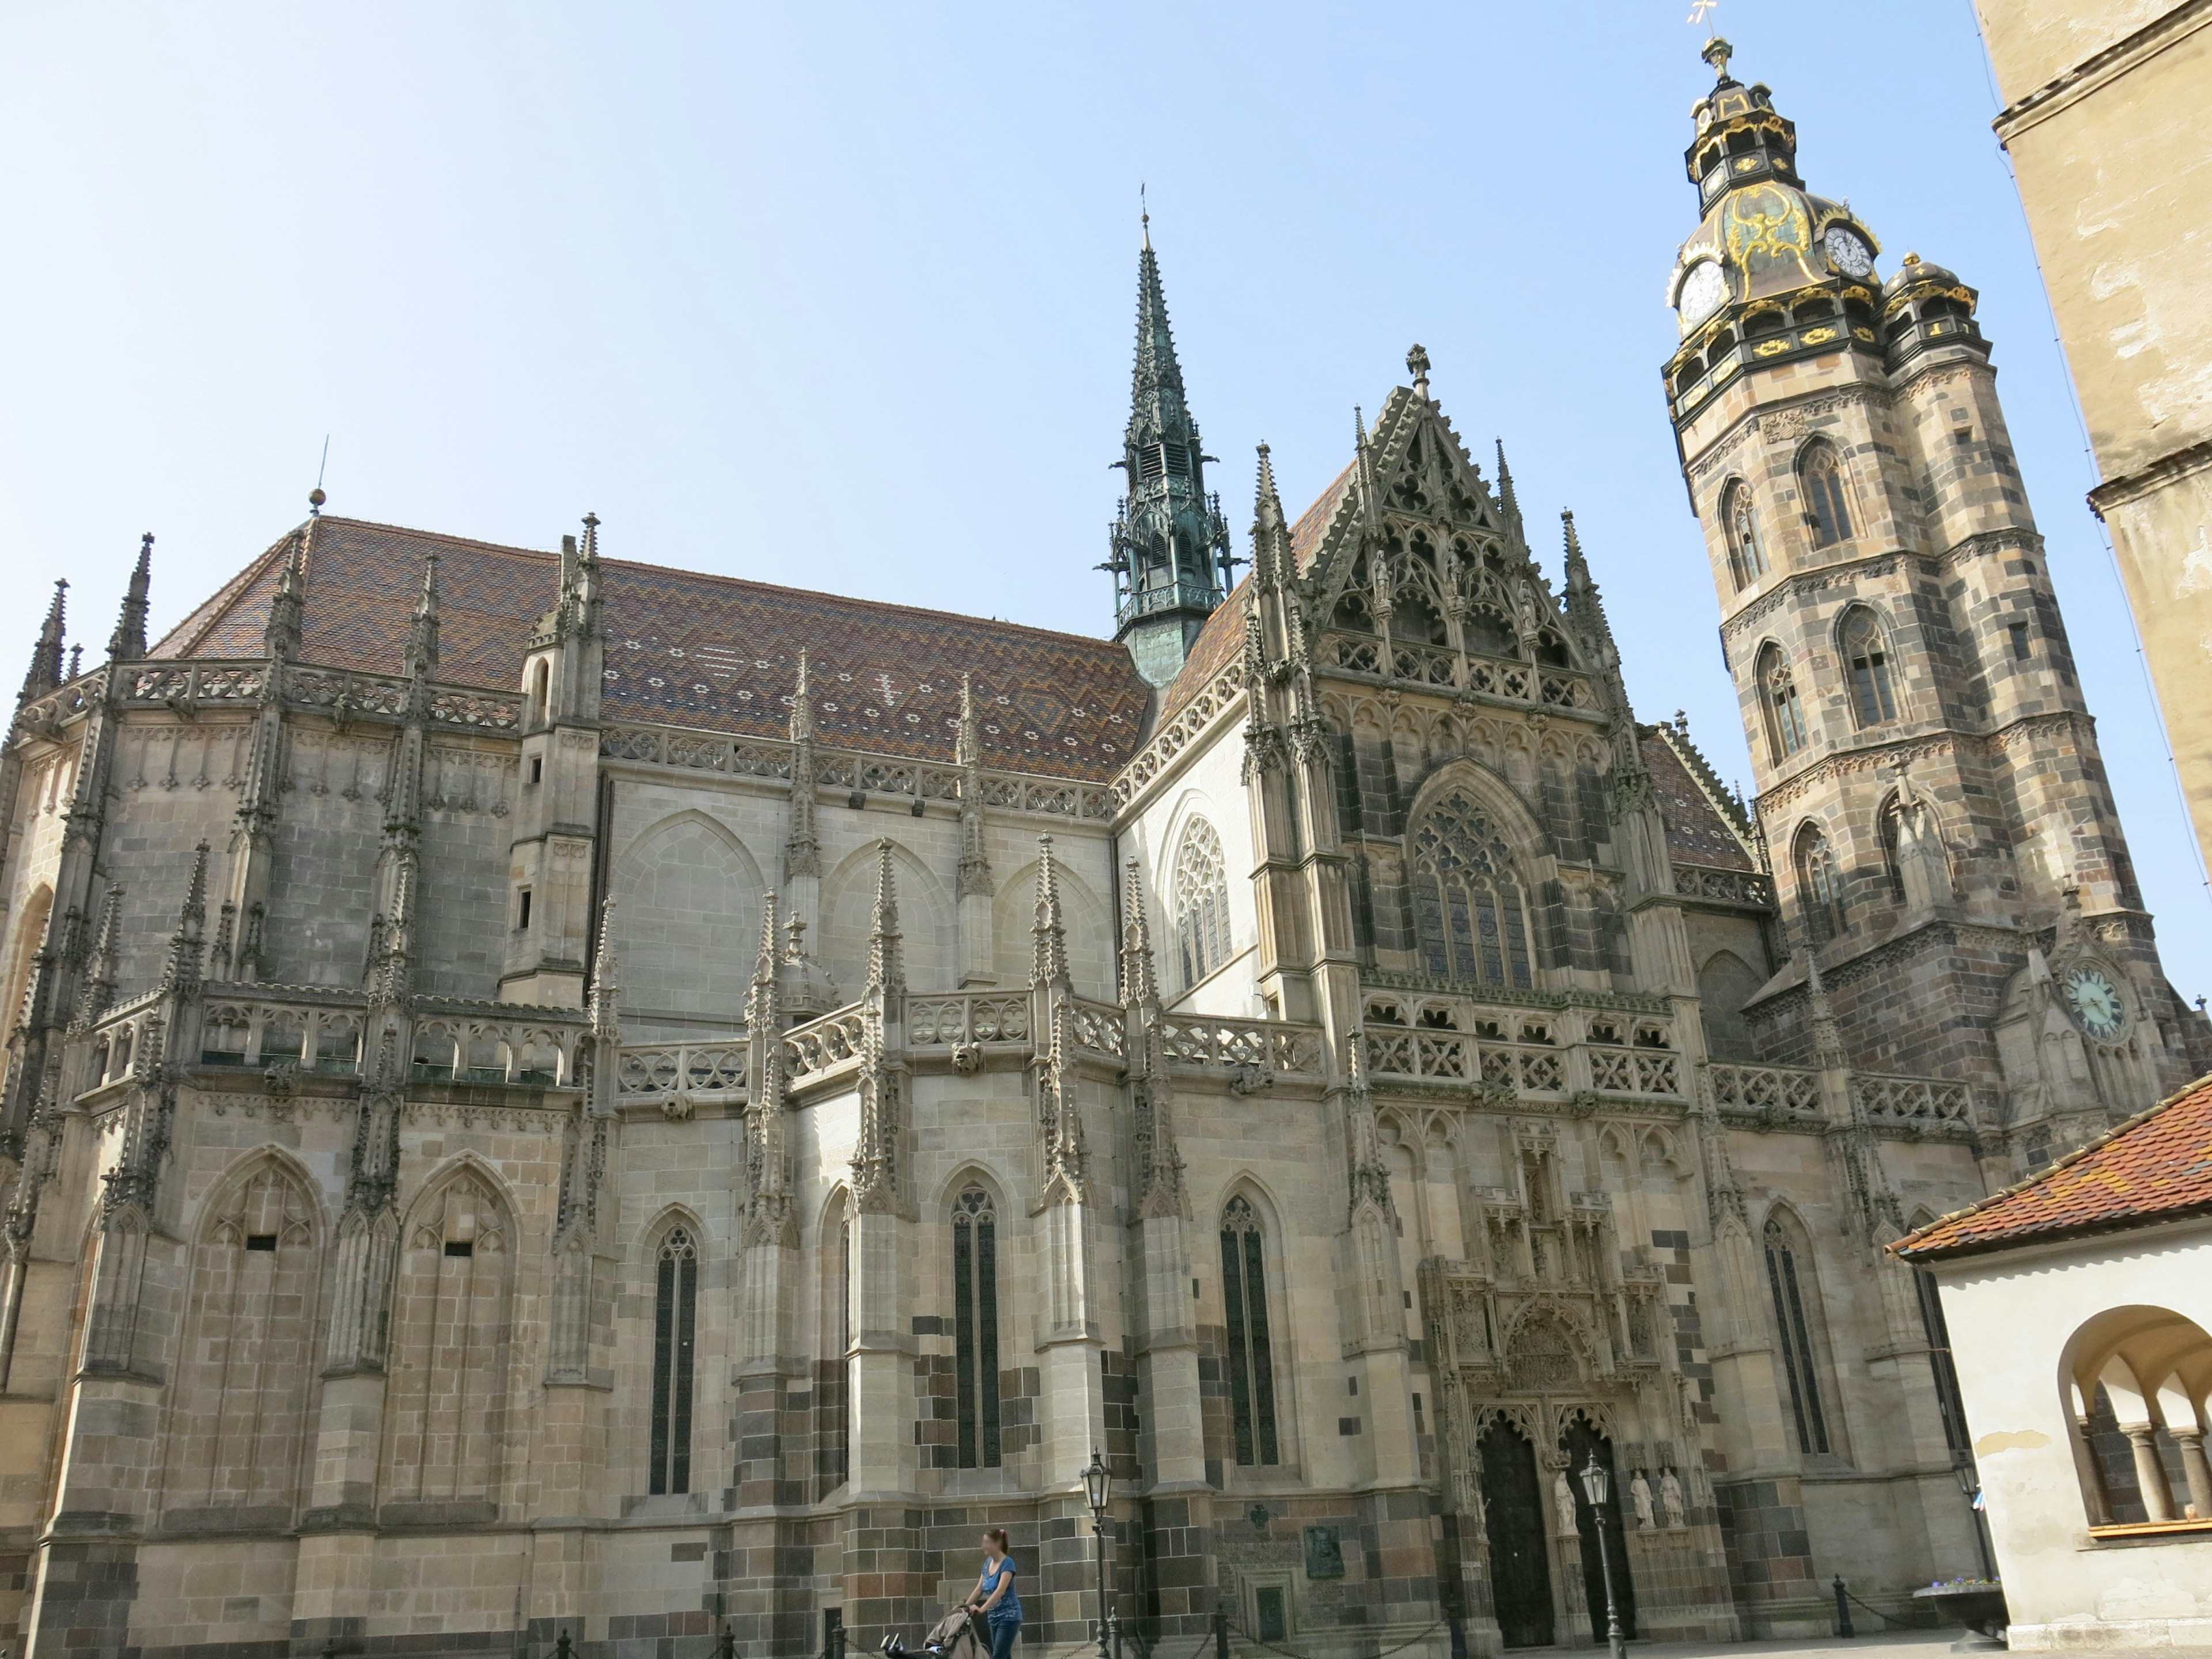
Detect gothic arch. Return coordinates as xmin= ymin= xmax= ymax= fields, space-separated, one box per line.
xmin=1719 ymin=478 xmax=1767 ymax=589
xmin=1401 ymin=764 xmax=1547 ymax=989
xmin=1796 ymin=438 xmax=1858 ymax=548
xmin=820 ymin=836 xmax=952 ymax=994
xmin=1402 ymin=758 xmax=1548 ymax=859
xmin=161 ymin=1149 xmax=325 ymax=1522
xmin=1698 ymin=949 xmax=1767 ymax=1060
xmin=1835 ymin=604 xmax=1901 ymax=728
xmin=1 ymin=882 xmax=54 ymax=1037
xmin=1760 ymin=1202 xmax=1846 ymax=1457
xmin=634 ymin=1200 xmax=709 ymax=1262
xmin=1754 ymin=640 xmax=1811 ymax=761
xmin=991 ymin=856 xmax=1111 ymax=999
xmin=381 ymin=1157 xmax=518 ymax=1515
xmin=612 ymin=809 xmax=767 ymax=1027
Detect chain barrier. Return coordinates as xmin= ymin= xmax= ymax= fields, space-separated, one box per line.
xmin=1224 ymin=1615 xmax=1448 ymax=1659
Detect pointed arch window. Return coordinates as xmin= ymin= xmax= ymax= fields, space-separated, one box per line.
xmin=1911 ymin=1264 xmax=1972 ymax=1461
xmin=1723 ymin=482 xmax=1767 ymax=589
xmin=952 ymin=1187 xmax=1001 ymax=1469
xmin=1799 ymin=442 xmax=1854 ymax=548
xmin=1219 ymin=1196 xmax=1281 ymax=1467
xmin=1758 ymin=645 xmax=1809 ymax=762
xmin=1841 ymin=608 xmax=1899 ymax=727
xmin=1763 ymin=1214 xmax=1832 ymax=1455
xmin=650 ymin=1226 xmax=698 ymax=1495
xmin=1173 ymin=818 xmax=1232 ymax=990
xmin=1410 ymin=790 xmax=1533 ymax=988
xmin=1794 ymin=823 xmax=1844 ymax=945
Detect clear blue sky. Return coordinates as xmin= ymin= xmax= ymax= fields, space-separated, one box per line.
xmin=6 ymin=1 xmax=2207 ymax=1000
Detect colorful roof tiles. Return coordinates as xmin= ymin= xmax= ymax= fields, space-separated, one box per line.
xmin=1893 ymin=1073 xmax=2212 ymax=1262
xmin=151 ymin=517 xmax=1154 ymax=783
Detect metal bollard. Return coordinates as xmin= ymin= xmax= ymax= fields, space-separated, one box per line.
xmin=1213 ymin=1608 xmax=1229 ymax=1659
xmin=555 ymin=1634 xmax=574 ymax=1659
xmin=1834 ymin=1576 xmax=1854 ymax=1639
xmin=719 ymin=1622 xmax=737 ymax=1659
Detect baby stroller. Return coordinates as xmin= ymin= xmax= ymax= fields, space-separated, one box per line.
xmin=879 ymin=1605 xmax=988 ymax=1659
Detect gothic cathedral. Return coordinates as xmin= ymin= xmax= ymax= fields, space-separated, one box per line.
xmin=1 ymin=43 xmax=2203 ymax=1659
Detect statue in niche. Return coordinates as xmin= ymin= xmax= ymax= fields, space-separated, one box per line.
xmin=1553 ymin=1468 xmax=1578 ymax=1536
xmin=1630 ymin=1471 xmax=1655 ymax=1529
xmin=1661 ymin=1468 xmax=1687 ymax=1530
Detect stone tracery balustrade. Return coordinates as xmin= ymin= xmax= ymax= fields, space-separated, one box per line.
xmin=1362 ymin=1028 xmax=1680 ymax=1097
xmin=1068 ymin=998 xmax=1127 ymax=1060
xmin=908 ymin=993 xmax=1031 ymax=1048
xmin=1673 ymin=864 xmax=1776 ymax=907
xmin=102 ymin=660 xmax=524 ymax=731
xmin=615 ymin=1043 xmax=748 ymax=1107
xmin=1315 ymin=632 xmax=1597 ymax=711
xmin=783 ymin=1009 xmax=869 ymax=1082
xmin=1704 ymin=1061 xmax=1823 ymax=1118
xmin=600 ymin=723 xmax=1114 ymax=821
xmin=1157 ymin=1015 xmax=1321 ymax=1078
xmin=181 ymin=989 xmax=584 ymax=1086
xmin=1852 ymin=1072 xmax=1973 ymax=1124
xmin=13 ymin=672 xmax=105 ymax=734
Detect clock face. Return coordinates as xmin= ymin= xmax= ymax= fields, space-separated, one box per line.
xmin=1678 ymin=261 xmax=1729 ymax=330
xmin=1823 ymin=225 xmax=1875 ymax=278
xmin=2063 ymin=964 xmax=2127 ymax=1041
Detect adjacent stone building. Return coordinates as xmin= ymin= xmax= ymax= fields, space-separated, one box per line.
xmin=1968 ymin=1 xmax=2212 ymax=873
xmin=1 ymin=46 xmax=2205 ymax=1659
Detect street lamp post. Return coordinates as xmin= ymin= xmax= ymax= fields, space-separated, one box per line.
xmin=1580 ymin=1454 xmax=1628 ymax=1659
xmin=1083 ymin=1449 xmax=1114 ymax=1659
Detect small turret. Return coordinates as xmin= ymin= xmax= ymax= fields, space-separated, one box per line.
xmin=18 ymin=581 xmax=66 ymax=704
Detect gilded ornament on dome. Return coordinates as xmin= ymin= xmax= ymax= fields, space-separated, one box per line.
xmin=1724 ymin=185 xmax=1813 ymax=280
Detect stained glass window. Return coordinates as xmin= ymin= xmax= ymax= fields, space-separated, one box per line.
xmin=650 ymin=1226 xmax=698 ymax=1495
xmin=1220 ymin=1196 xmax=1280 ymax=1466
xmin=1409 ymin=790 xmax=1532 ymax=988
xmin=1763 ymin=1215 xmax=1831 ymax=1455
xmin=952 ymin=1188 xmax=1001 ymax=1468
xmin=1173 ymin=818 xmax=1233 ymax=990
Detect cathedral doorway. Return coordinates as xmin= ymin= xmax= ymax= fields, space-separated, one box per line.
xmin=1560 ymin=1414 xmax=1637 ymax=1639
xmin=1478 ymin=1413 xmax=1554 ymax=1648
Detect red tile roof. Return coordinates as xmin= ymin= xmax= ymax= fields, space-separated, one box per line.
xmin=151 ymin=517 xmax=1153 ymax=783
xmin=1156 ymin=575 xmax=1252 ymax=725
xmin=1893 ymin=1073 xmax=2212 ymax=1261
xmin=1644 ymin=730 xmax=1759 ymax=872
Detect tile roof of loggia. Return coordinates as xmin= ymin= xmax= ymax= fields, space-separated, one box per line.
xmin=1893 ymin=1071 xmax=2212 ymax=1263
xmin=151 ymin=517 xmax=1156 ymax=784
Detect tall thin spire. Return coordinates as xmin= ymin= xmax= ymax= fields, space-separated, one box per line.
xmin=866 ymin=839 xmax=904 ymax=998
xmin=266 ymin=539 xmax=304 ymax=661
xmin=785 ymin=651 xmax=820 ymax=882
xmin=1031 ymin=835 xmax=1069 ymax=989
xmin=955 ymin=672 xmax=991 ymax=902
xmin=404 ymin=554 xmax=440 ymax=682
xmin=1105 ymin=226 xmax=1234 ymax=685
xmin=73 ymin=884 xmax=124 ymax=1031
xmin=748 ymin=892 xmax=783 ymax=1034
xmin=19 ymin=581 xmax=66 ymax=703
xmin=1252 ymin=442 xmax=1290 ymax=592
xmin=589 ymin=897 xmax=620 ymax=1042
xmin=108 ymin=535 xmax=153 ymax=664
xmin=1119 ymin=857 xmax=1158 ymax=1013
xmin=160 ymin=843 xmax=211 ymax=997
xmin=1495 ymin=440 xmax=1525 ymax=543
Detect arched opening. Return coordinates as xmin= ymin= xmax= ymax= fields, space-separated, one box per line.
xmin=1764 ymin=1209 xmax=1840 ymax=1456
xmin=1798 ymin=441 xmax=1855 ymax=548
xmin=1172 ymin=817 xmax=1233 ymax=991
xmin=1219 ymin=1195 xmax=1281 ymax=1467
xmin=951 ymin=1185 xmax=1002 ymax=1469
xmin=1563 ymin=1412 xmax=1638 ymax=1638
xmin=1463 ymin=604 xmax=1517 ymax=659
xmin=1408 ymin=788 xmax=1535 ymax=989
xmin=816 ymin=1193 xmax=851 ymax=1498
xmin=1 ymin=884 xmax=54 ymax=1050
xmin=649 ymin=1223 xmax=698 ymax=1495
xmin=1698 ymin=950 xmax=1766 ymax=1060
xmin=2060 ymin=1306 xmax=2212 ymax=1525
xmin=528 ymin=659 xmax=551 ymax=727
xmin=1722 ymin=482 xmax=1767 ymax=589
xmin=1392 ymin=590 xmax=1448 ymax=648
xmin=1840 ymin=607 xmax=1899 ymax=727
xmin=1756 ymin=644 xmax=1809 ymax=762
xmin=1478 ymin=1414 xmax=1554 ymax=1648
xmin=1793 ymin=824 xmax=1844 ymax=946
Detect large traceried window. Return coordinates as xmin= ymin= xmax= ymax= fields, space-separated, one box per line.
xmin=1410 ymin=789 xmax=1533 ymax=988
xmin=1841 ymin=607 xmax=1899 ymax=728
xmin=952 ymin=1187 xmax=1002 ymax=1469
xmin=1724 ymin=482 xmax=1768 ymax=589
xmin=1794 ymin=823 xmax=1844 ymax=945
xmin=1758 ymin=645 xmax=1809 ymax=762
xmin=1911 ymin=1264 xmax=1972 ymax=1463
xmin=1800 ymin=442 xmax=1854 ymax=548
xmin=1172 ymin=817 xmax=1233 ymax=990
xmin=650 ymin=1226 xmax=698 ymax=1495
xmin=1219 ymin=1196 xmax=1281 ymax=1467
xmin=1764 ymin=1213 xmax=1834 ymax=1456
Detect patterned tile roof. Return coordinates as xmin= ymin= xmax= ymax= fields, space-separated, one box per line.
xmin=1893 ymin=1073 xmax=2212 ymax=1262
xmin=1644 ymin=730 xmax=1759 ymax=872
xmin=1157 ymin=575 xmax=1251 ymax=725
xmin=1290 ymin=460 xmax=1359 ymax=572
xmin=151 ymin=517 xmax=1153 ymax=782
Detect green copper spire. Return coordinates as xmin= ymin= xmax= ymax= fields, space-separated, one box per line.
xmin=1104 ymin=219 xmax=1235 ymax=686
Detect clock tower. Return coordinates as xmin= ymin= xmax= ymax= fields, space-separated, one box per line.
xmin=1662 ymin=39 xmax=2207 ymax=1164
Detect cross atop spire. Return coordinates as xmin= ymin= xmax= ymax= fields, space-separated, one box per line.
xmin=1104 ymin=226 xmax=1235 ymax=685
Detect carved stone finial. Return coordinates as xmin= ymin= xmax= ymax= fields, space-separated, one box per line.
xmin=1407 ymin=344 xmax=1431 ymax=398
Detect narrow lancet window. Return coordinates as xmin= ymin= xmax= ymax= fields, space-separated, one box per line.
xmin=650 ymin=1226 xmax=698 ymax=1495
xmin=1219 ymin=1196 xmax=1281 ymax=1466
xmin=952 ymin=1188 xmax=1001 ymax=1468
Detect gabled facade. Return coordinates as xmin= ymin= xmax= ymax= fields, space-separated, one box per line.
xmin=0 ymin=57 xmax=2206 ymax=1659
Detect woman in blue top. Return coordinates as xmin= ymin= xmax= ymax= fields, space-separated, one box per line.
xmin=966 ymin=1528 xmax=1021 ymax=1659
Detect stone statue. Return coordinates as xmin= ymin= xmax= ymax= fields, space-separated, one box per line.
xmin=1661 ymin=1468 xmax=1687 ymax=1530
xmin=1553 ymin=1469 xmax=1578 ymax=1535
xmin=1630 ymin=1471 xmax=1655 ymax=1529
